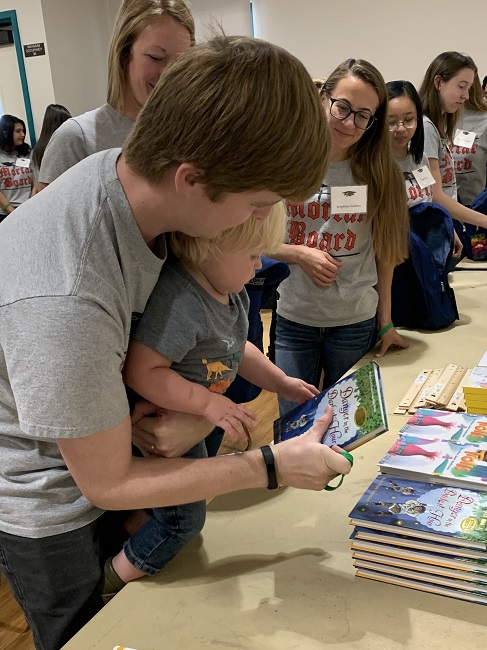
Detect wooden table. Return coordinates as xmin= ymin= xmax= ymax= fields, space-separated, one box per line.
xmin=62 ymin=263 xmax=487 ymax=650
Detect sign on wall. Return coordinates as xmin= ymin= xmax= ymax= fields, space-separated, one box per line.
xmin=23 ymin=43 xmax=45 ymax=58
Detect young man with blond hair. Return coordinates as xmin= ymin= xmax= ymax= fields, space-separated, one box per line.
xmin=0 ymin=36 xmax=349 ymax=650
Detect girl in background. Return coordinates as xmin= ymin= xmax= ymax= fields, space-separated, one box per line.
xmin=386 ymin=80 xmax=433 ymax=208
xmin=38 ymin=0 xmax=194 ymax=189
xmin=0 ymin=115 xmax=32 ymax=222
xmin=419 ymin=51 xmax=487 ymax=233
xmin=31 ymin=104 xmax=71 ymax=193
xmin=273 ymin=59 xmax=410 ymax=416
xmin=452 ymin=72 xmax=487 ymax=207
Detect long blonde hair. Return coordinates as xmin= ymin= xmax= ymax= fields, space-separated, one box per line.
xmin=107 ymin=0 xmax=195 ymax=112
xmin=419 ymin=51 xmax=478 ymax=141
xmin=323 ymin=59 xmax=409 ymax=266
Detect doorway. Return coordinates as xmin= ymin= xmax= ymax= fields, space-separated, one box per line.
xmin=0 ymin=10 xmax=35 ymax=144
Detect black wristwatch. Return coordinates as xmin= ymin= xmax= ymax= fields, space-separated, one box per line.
xmin=260 ymin=445 xmax=278 ymax=490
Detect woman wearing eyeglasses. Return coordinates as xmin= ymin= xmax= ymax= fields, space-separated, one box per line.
xmin=386 ymin=81 xmax=433 ymax=208
xmin=272 ymin=59 xmax=409 ymax=416
xmin=419 ymin=52 xmax=487 ymax=231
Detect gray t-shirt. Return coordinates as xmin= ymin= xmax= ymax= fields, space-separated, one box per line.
xmin=0 ymin=151 xmax=32 ymax=216
xmin=397 ymin=153 xmax=434 ymax=208
xmin=0 ymin=148 xmax=164 ymax=538
xmin=453 ymin=109 xmax=487 ymax=206
xmin=133 ymin=256 xmax=249 ymax=393
xmin=423 ymin=116 xmax=457 ymax=199
xmin=277 ymin=159 xmax=377 ymax=328
xmin=39 ymin=103 xmax=134 ymax=184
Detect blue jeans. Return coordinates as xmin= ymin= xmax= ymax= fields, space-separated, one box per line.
xmin=0 ymin=518 xmax=105 ymax=650
xmin=123 ymin=441 xmax=207 ymax=575
xmin=275 ymin=314 xmax=377 ymax=416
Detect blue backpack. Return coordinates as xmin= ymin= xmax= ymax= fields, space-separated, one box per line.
xmin=392 ymin=202 xmax=458 ymax=330
xmin=462 ymin=187 xmax=487 ymax=260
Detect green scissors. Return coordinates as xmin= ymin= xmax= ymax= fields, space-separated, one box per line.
xmin=324 ymin=450 xmax=354 ymax=491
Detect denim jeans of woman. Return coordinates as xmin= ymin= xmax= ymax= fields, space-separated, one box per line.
xmin=275 ymin=314 xmax=377 ymax=416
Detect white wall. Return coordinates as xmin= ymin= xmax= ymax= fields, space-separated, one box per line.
xmin=41 ymin=0 xmax=120 ymax=117
xmin=188 ymin=0 xmax=252 ymax=41
xmin=251 ymin=0 xmax=487 ymax=89
xmin=0 ymin=0 xmax=55 ymax=140
xmin=0 ymin=42 xmax=26 ymax=124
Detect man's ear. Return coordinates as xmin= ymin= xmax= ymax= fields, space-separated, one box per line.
xmin=174 ymin=163 xmax=203 ymax=193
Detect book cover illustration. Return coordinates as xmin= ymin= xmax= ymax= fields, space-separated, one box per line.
xmin=349 ymin=475 xmax=487 ymax=546
xmin=378 ymin=433 xmax=487 ymax=489
xmin=273 ymin=361 xmax=388 ymax=451
xmin=399 ymin=409 xmax=487 ymax=444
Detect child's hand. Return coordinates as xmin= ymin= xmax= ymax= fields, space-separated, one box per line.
xmin=203 ymin=394 xmax=256 ymax=443
xmin=277 ymin=377 xmax=320 ymax=404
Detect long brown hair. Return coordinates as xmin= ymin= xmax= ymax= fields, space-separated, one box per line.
xmin=323 ymin=59 xmax=409 ymax=266
xmin=419 ymin=51 xmax=478 ymax=140
xmin=465 ymin=72 xmax=487 ymax=112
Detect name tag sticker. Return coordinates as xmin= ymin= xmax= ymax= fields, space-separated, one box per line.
xmin=15 ymin=157 xmax=30 ymax=167
xmin=412 ymin=166 xmax=436 ymax=190
xmin=453 ymin=129 xmax=476 ymax=148
xmin=330 ymin=185 xmax=367 ymax=214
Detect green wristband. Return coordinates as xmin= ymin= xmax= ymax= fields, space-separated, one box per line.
xmin=3 ymin=202 xmax=12 ymax=211
xmin=324 ymin=450 xmax=354 ymax=492
xmin=377 ymin=322 xmax=394 ymax=337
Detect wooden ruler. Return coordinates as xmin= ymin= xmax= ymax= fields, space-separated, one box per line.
xmin=394 ymin=369 xmax=432 ymax=415
xmin=412 ymin=367 xmax=445 ymax=411
xmin=445 ymin=368 xmax=472 ymax=411
xmin=427 ymin=365 xmax=467 ymax=407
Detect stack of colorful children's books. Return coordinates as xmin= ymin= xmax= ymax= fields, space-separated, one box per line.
xmin=349 ymin=408 xmax=487 ymax=605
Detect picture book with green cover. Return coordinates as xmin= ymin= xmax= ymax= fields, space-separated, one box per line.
xmin=273 ymin=361 xmax=388 ymax=451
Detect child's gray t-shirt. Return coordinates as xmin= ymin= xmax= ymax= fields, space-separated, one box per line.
xmin=133 ymin=256 xmax=249 ymax=395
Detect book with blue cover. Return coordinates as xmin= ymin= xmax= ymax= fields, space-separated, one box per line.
xmin=273 ymin=361 xmax=388 ymax=451
xmin=349 ymin=474 xmax=487 ymax=549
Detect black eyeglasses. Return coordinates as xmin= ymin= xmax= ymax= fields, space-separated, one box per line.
xmin=329 ymin=97 xmax=376 ymax=131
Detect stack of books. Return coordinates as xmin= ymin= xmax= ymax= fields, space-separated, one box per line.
xmin=349 ymin=408 xmax=487 ymax=605
xmin=463 ymin=366 xmax=487 ymax=415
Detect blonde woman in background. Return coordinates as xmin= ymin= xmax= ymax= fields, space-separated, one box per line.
xmin=38 ymin=0 xmax=194 ymax=189
xmin=273 ymin=59 xmax=410 ymax=416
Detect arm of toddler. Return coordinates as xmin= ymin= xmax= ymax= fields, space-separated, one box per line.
xmin=124 ymin=340 xmax=255 ymax=441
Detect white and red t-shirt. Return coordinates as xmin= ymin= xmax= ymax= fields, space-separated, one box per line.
xmin=0 ymin=150 xmax=32 ymax=218
xmin=397 ymin=153 xmax=434 ymax=208
xmin=423 ymin=116 xmax=457 ymax=199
